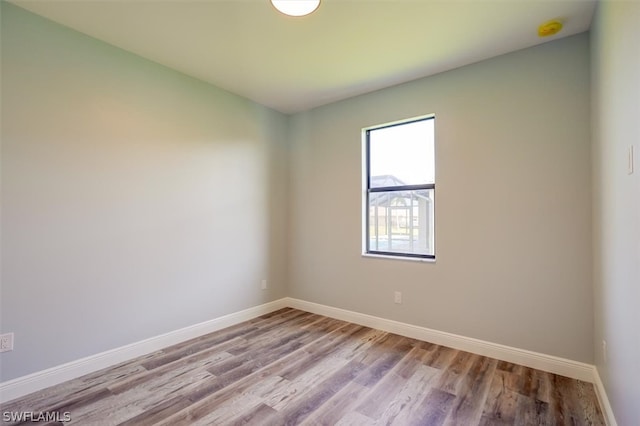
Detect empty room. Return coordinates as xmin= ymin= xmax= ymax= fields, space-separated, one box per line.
xmin=0 ymin=0 xmax=638 ymax=424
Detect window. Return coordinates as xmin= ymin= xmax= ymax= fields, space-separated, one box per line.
xmin=363 ymin=116 xmax=435 ymax=259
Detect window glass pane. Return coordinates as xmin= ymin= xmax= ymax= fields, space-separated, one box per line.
xmin=368 ymin=189 xmax=434 ymax=256
xmin=369 ymin=119 xmax=434 ymax=188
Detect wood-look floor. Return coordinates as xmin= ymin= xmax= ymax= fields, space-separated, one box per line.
xmin=1 ymin=308 xmax=604 ymax=425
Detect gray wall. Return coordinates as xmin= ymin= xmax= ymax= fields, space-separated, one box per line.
xmin=1 ymin=1 xmax=599 ymax=390
xmin=591 ymin=2 xmax=640 ymax=424
xmin=0 ymin=3 xmax=289 ymax=381
xmin=288 ymin=34 xmax=593 ymax=363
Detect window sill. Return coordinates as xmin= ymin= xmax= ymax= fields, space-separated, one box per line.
xmin=361 ymin=253 xmax=436 ymax=263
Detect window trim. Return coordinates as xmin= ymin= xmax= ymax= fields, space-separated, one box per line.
xmin=362 ymin=114 xmax=435 ymax=260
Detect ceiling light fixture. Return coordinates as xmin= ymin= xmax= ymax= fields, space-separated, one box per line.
xmin=271 ymin=0 xmax=320 ymax=17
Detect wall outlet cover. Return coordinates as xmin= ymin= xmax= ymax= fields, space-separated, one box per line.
xmin=0 ymin=333 xmax=14 ymax=352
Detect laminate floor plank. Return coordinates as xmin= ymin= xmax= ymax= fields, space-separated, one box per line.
xmin=479 ymin=370 xmax=521 ymax=426
xmin=267 ymin=359 xmax=369 ymax=426
xmin=299 ymin=381 xmax=370 ymax=426
xmin=414 ymin=387 xmax=457 ymax=426
xmin=150 ymin=317 xmax=343 ymax=423
xmin=443 ymin=355 xmax=498 ymax=426
xmin=259 ymin=328 xmax=389 ymax=412
xmin=4 ymin=360 xmax=150 ymax=415
xmin=263 ymin=358 xmax=350 ymax=411
xmin=188 ymin=391 xmax=265 ymax=426
xmin=334 ymin=411 xmax=376 ymax=426
xmin=371 ymin=364 xmax=440 ymax=425
xmin=231 ymin=402 xmax=279 ymax=426
xmin=513 ymin=394 xmax=550 ymax=426
xmin=421 ymin=344 xmax=459 ymax=370
xmin=116 ymin=396 xmax=192 ymax=426
xmin=107 ymin=349 xmax=234 ymax=395
xmin=1 ymin=309 xmax=605 ymax=426
xmin=576 ymin=379 xmax=605 ymax=425
xmin=354 ymin=345 xmax=430 ymax=419
xmin=435 ymin=350 xmax=479 ymax=396
xmin=66 ymin=369 xmax=213 ymax=424
xmin=352 ymin=335 xmax=414 ymax=389
xmin=278 ymin=324 xmax=369 ymax=381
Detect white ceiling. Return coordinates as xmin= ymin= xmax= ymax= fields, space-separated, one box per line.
xmin=10 ymin=0 xmax=597 ymax=114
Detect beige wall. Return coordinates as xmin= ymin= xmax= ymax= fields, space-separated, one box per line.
xmin=0 ymin=3 xmax=289 ymax=381
xmin=288 ymin=34 xmax=593 ymax=363
xmin=591 ymin=1 xmax=640 ymax=424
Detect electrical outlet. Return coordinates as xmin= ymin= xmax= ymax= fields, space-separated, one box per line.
xmin=261 ymin=279 xmax=268 ymax=290
xmin=394 ymin=291 xmax=402 ymax=304
xmin=0 ymin=333 xmax=14 ymax=352
xmin=602 ymin=340 xmax=607 ymax=364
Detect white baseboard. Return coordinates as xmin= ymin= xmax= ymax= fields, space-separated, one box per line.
xmin=2 ymin=296 xmax=613 ymax=421
xmin=0 ymin=299 xmax=288 ymax=404
xmin=593 ymin=367 xmax=618 ymax=426
xmin=284 ymin=297 xmax=595 ymax=383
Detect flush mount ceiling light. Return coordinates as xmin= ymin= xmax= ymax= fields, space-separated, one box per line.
xmin=271 ymin=0 xmax=320 ymax=17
